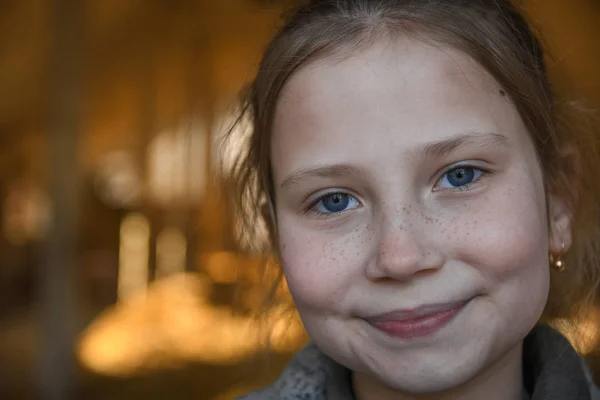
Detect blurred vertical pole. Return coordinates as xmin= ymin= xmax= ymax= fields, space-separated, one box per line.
xmin=38 ymin=0 xmax=84 ymax=398
xmin=138 ymin=21 xmax=157 ymax=282
xmin=185 ymin=2 xmax=213 ymax=268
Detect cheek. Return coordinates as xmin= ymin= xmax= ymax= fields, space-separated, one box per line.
xmin=277 ymin=219 xmax=368 ymax=311
xmin=479 ymin=189 xmax=546 ymax=267
xmin=455 ymin=184 xmax=550 ymax=309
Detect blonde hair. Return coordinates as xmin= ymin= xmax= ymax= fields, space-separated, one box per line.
xmin=224 ymin=0 xmax=600 ymax=335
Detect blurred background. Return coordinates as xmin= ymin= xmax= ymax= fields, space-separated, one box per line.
xmin=0 ymin=0 xmax=598 ymax=399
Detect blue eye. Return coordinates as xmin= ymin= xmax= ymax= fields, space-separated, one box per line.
xmin=437 ymin=166 xmax=484 ymax=190
xmin=313 ymin=193 xmax=360 ymax=214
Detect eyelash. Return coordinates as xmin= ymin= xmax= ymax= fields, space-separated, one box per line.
xmin=304 ymin=164 xmax=490 ymax=217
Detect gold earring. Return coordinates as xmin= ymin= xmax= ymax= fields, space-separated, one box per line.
xmin=549 ymin=242 xmax=566 ymax=272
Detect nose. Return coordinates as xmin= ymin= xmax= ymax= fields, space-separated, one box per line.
xmin=366 ymin=208 xmax=444 ymax=282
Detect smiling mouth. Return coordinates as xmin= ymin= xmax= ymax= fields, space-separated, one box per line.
xmin=363 ymin=299 xmax=471 ymax=340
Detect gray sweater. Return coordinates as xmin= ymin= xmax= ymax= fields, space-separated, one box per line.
xmin=239 ymin=325 xmax=600 ymax=400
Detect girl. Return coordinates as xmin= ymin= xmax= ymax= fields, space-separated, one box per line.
xmin=227 ymin=0 xmax=600 ymax=398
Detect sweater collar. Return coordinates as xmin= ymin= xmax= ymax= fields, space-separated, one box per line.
xmin=522 ymin=324 xmax=591 ymax=400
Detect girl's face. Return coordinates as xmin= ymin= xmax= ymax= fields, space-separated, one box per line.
xmin=270 ymin=37 xmax=571 ymax=394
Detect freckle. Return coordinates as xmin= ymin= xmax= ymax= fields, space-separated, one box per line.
xmin=499 ymin=89 xmax=506 ymax=96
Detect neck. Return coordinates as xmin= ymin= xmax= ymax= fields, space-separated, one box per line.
xmin=352 ymin=341 xmax=525 ymax=400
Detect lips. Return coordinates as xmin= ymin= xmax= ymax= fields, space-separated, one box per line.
xmin=364 ymin=299 xmax=471 ymax=340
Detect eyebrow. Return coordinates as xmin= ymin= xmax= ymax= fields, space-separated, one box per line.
xmin=421 ymin=132 xmax=510 ymax=160
xmin=280 ymin=164 xmax=365 ymax=190
xmin=279 ymin=132 xmax=510 ymax=190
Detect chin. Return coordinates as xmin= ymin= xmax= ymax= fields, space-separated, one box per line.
xmin=373 ymin=362 xmax=479 ymax=395
xmin=348 ymin=332 xmax=497 ymax=396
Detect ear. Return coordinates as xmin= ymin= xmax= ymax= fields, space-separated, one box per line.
xmin=548 ymin=145 xmax=580 ymax=254
xmin=548 ymin=193 xmax=573 ymax=254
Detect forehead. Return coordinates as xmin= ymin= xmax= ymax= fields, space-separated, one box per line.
xmin=275 ymin=36 xmax=504 ymax=127
xmin=271 ymin=36 xmax=531 ymax=181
